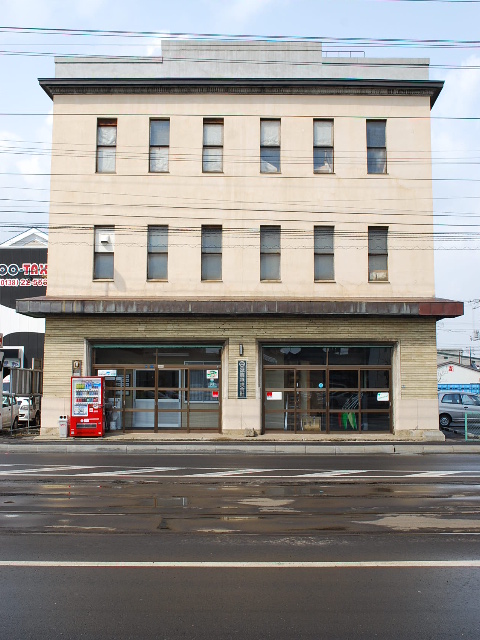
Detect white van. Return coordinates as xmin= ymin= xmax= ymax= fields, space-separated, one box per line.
xmin=1 ymin=394 xmax=19 ymax=430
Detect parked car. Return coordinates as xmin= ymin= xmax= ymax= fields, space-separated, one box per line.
xmin=438 ymin=391 xmax=480 ymax=428
xmin=17 ymin=396 xmax=41 ymax=426
xmin=1 ymin=394 xmax=19 ymax=430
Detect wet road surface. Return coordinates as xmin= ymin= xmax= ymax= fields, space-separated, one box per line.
xmin=0 ymin=452 xmax=479 ymax=639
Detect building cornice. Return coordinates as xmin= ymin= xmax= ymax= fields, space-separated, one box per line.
xmin=17 ymin=297 xmax=463 ymax=319
xmin=38 ymin=77 xmax=444 ymax=108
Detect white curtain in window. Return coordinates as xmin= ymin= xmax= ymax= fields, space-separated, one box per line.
xmin=260 ymin=120 xmax=280 ymax=146
xmin=203 ymin=123 xmax=223 ymax=146
xmin=150 ymin=147 xmax=169 ymax=172
xmin=314 ymin=120 xmax=333 ymax=147
xmin=97 ymin=126 xmax=117 ymax=146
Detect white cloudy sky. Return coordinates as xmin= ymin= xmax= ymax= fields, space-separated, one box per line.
xmin=1 ymin=0 xmax=479 ymax=351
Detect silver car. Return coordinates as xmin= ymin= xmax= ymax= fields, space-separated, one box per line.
xmin=438 ymin=391 xmax=480 ymax=428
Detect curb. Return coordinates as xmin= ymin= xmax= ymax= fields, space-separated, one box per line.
xmin=0 ymin=441 xmax=479 ymax=454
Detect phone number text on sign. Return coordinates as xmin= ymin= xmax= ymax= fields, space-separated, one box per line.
xmin=0 ymin=278 xmax=47 ymax=287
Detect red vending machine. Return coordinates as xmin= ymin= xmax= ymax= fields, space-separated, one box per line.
xmin=70 ymin=376 xmax=105 ymax=437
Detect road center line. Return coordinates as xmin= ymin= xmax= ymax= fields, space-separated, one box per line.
xmin=0 ymin=560 xmax=479 ymax=568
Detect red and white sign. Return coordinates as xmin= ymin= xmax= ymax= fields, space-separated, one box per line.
xmin=212 ymin=390 xmax=219 ymax=399
xmin=448 ymin=365 xmax=454 ymax=372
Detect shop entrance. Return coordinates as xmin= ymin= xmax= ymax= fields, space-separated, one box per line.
xmin=93 ymin=345 xmax=222 ymax=433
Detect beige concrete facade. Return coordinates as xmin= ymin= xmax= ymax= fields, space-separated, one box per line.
xmin=28 ymin=42 xmax=459 ymax=440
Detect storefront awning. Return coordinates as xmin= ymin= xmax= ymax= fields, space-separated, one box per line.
xmin=17 ymin=297 xmax=464 ymax=320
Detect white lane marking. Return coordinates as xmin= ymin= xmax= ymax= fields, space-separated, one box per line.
xmin=0 ymin=560 xmax=479 ymax=568
xmin=0 ymin=466 xmax=93 ymax=476
xmin=77 ymin=467 xmax=182 ymax=477
xmin=403 ymin=471 xmax=463 ymax=478
xmin=187 ymin=468 xmax=274 ymax=477
xmin=296 ymin=470 xmax=368 ymax=478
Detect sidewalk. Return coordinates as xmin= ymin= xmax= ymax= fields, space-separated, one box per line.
xmin=0 ymin=429 xmax=479 ymax=454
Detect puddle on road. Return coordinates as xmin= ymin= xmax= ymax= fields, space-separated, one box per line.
xmin=359 ymin=514 xmax=480 ymax=531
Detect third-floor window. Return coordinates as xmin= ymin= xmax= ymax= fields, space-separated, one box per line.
xmin=149 ymin=119 xmax=170 ymax=173
xmin=260 ymin=119 xmax=281 ymax=173
xmin=203 ymin=119 xmax=224 ymax=173
xmin=313 ymin=120 xmax=334 ymax=173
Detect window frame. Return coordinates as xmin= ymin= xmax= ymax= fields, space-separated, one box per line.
xmin=260 ymin=225 xmax=281 ymax=281
xmin=93 ymin=226 xmax=115 ymax=280
xmin=313 ymin=119 xmax=334 ymax=174
xmin=366 ymin=119 xmax=387 ymax=175
xmin=149 ymin=119 xmax=170 ymax=173
xmin=147 ymin=225 xmax=168 ymax=281
xmin=260 ymin=119 xmax=281 ymax=174
xmin=314 ymin=226 xmax=335 ymax=281
xmin=368 ymin=226 xmax=388 ymax=282
xmin=201 ymin=225 xmax=222 ymax=281
xmin=202 ymin=118 xmax=224 ymax=174
xmin=96 ymin=118 xmax=117 ymax=174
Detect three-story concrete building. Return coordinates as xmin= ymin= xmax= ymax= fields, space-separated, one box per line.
xmin=19 ymin=40 xmax=462 ymax=439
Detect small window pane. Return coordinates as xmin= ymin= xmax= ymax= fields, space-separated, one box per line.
xmin=369 ymin=255 xmax=388 ymax=281
xmin=261 ymin=254 xmax=280 ymax=280
xmin=315 ymin=255 xmax=334 ymax=281
xmin=94 ymin=253 xmax=114 ymax=279
xmin=148 ymin=226 xmax=168 ymax=252
xmin=150 ymin=147 xmax=169 ymax=173
xmin=147 ymin=254 xmax=167 ymax=280
xmin=314 ymin=227 xmax=334 ymax=253
xmin=369 ymin=229 xmax=388 ymax=254
xmin=201 ymin=254 xmax=222 ymax=280
xmin=367 ymin=148 xmax=387 ymax=174
xmin=314 ymin=148 xmax=334 ymax=173
xmin=150 ymin=120 xmax=170 ymax=146
xmin=97 ymin=147 xmax=116 ymax=173
xmin=260 ymin=120 xmax=280 ymax=146
xmin=261 ymin=148 xmax=280 ymax=173
xmin=367 ymin=121 xmax=386 ymax=147
xmin=202 ymin=147 xmax=223 ymax=172
xmin=203 ymin=123 xmax=223 ymax=146
xmin=314 ymin=120 xmax=333 ymax=146
xmin=97 ymin=126 xmax=117 ymax=146
xmin=261 ymin=227 xmax=280 ymax=252
xmin=202 ymin=227 xmax=222 ymax=253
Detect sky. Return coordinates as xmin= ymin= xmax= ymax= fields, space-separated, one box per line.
xmin=1 ymin=0 xmax=480 ymax=353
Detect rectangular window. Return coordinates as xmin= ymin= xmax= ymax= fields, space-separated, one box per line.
xmin=368 ymin=227 xmax=388 ymax=282
xmin=147 ymin=226 xmax=168 ymax=280
xmin=203 ymin=119 xmax=223 ymax=173
xmin=313 ymin=120 xmax=334 ymax=173
xmin=260 ymin=119 xmax=281 ymax=173
xmin=201 ymin=226 xmax=222 ymax=281
xmin=94 ymin=226 xmax=114 ymax=280
xmin=367 ymin=120 xmax=387 ymax=174
xmin=149 ymin=119 xmax=170 ymax=173
xmin=260 ymin=226 xmax=281 ymax=281
xmin=314 ymin=226 xmax=334 ymax=281
xmin=96 ymin=119 xmax=117 ymax=173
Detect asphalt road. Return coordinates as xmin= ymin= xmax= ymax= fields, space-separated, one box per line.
xmin=1 ymin=452 xmax=479 ymax=639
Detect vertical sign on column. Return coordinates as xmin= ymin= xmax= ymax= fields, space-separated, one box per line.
xmin=237 ymin=360 xmax=247 ymax=399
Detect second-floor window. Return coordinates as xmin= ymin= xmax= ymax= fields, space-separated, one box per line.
xmin=367 ymin=120 xmax=387 ymax=174
xmin=368 ymin=227 xmax=388 ymax=282
xmin=201 ymin=226 xmax=222 ymax=281
xmin=313 ymin=120 xmax=334 ymax=173
xmin=147 ymin=226 xmax=168 ymax=280
xmin=94 ymin=226 xmax=114 ymax=280
xmin=149 ymin=119 xmax=170 ymax=173
xmin=260 ymin=225 xmax=281 ymax=280
xmin=96 ymin=119 xmax=117 ymax=173
xmin=203 ymin=119 xmax=224 ymax=173
xmin=314 ymin=226 xmax=334 ymax=281
xmin=260 ymin=119 xmax=281 ymax=173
